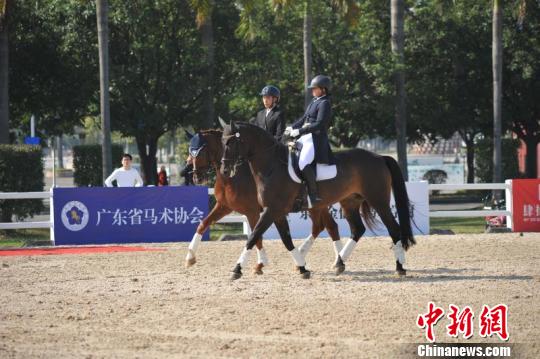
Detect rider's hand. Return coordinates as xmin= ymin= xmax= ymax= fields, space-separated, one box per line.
xmin=302 ymin=123 xmax=310 ymax=128
xmin=284 ymin=126 xmax=293 ymax=135
xmin=290 ymin=129 xmax=300 ymax=138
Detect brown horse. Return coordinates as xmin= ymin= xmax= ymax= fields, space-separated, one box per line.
xmin=184 ymin=129 xmax=343 ymax=274
xmin=220 ymin=122 xmax=416 ymax=280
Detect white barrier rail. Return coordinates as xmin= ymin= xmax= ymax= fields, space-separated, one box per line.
xmin=0 ymin=182 xmax=512 ymax=234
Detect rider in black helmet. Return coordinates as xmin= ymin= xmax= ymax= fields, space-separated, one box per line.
xmin=250 ymin=85 xmax=286 ymax=142
xmin=286 ymin=75 xmax=335 ymax=206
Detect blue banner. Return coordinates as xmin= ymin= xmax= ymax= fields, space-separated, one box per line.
xmin=53 ymin=186 xmax=209 ymax=245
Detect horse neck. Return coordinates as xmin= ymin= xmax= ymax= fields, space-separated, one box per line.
xmin=245 ymin=130 xmax=279 ymax=176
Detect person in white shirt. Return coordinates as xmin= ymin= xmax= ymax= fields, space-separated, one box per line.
xmin=104 ymin=153 xmax=144 ymax=187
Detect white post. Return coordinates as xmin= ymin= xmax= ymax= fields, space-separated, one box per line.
xmin=49 ymin=188 xmax=55 ymax=246
xmin=243 ymin=218 xmax=251 ymax=235
xmin=30 ymin=114 xmax=35 ymax=137
xmin=51 ymin=138 xmax=56 ymax=188
xmin=505 ymin=179 xmax=513 ymax=230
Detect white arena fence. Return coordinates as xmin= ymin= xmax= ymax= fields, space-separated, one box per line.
xmin=0 ymin=182 xmax=513 ymax=244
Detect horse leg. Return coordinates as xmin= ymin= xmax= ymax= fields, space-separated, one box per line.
xmin=231 ymin=207 xmax=275 ymax=280
xmin=299 ymin=209 xmax=323 ymax=257
xmin=335 ymin=200 xmax=366 ymax=275
xmin=247 ymin=212 xmax=268 ymax=275
xmin=373 ymin=203 xmax=407 ymax=276
xmin=274 ymin=216 xmax=311 ymax=279
xmin=185 ymin=203 xmax=232 ymax=267
xmin=321 ymin=209 xmax=343 ymax=267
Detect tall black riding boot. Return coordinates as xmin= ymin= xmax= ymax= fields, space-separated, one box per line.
xmin=301 ymin=164 xmax=322 ymax=206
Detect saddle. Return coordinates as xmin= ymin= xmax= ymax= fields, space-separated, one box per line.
xmin=288 ymin=141 xmax=337 ymax=211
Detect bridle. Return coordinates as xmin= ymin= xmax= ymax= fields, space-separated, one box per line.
xmin=221 ymin=131 xmax=279 ymax=175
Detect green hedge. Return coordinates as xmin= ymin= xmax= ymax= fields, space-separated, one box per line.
xmin=73 ymin=144 xmax=123 ymax=187
xmin=0 ymin=145 xmax=45 ymax=222
xmin=475 ymin=138 xmax=520 ymax=183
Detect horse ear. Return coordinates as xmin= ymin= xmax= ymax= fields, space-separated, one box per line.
xmin=230 ymin=120 xmax=237 ymax=132
xmin=218 ymin=116 xmax=227 ymax=129
xmin=184 ymin=129 xmax=194 ymax=140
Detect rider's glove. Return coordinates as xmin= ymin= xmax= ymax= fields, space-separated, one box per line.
xmin=290 ymin=129 xmax=300 ymax=138
xmin=284 ymin=126 xmax=293 ymax=135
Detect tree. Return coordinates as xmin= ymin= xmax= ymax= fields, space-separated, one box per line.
xmin=492 ymin=0 xmax=503 ymax=190
xmin=0 ymin=0 xmax=9 ymax=144
xmin=96 ymin=0 xmax=112 ymax=184
xmin=191 ymin=0 xmax=216 ymax=128
xmin=8 ymin=1 xmax=97 ymax=143
xmin=391 ymin=0 xmax=408 ymax=180
xmin=504 ymin=0 xmax=540 ymax=178
xmin=108 ymin=0 xmax=206 ymax=185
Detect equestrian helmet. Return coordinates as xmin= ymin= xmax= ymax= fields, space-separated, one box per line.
xmin=308 ymin=75 xmax=332 ymax=91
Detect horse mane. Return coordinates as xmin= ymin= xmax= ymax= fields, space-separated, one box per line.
xmin=199 ymin=129 xmax=222 ymax=136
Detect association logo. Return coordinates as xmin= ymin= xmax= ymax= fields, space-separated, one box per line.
xmin=61 ymin=201 xmax=89 ymax=231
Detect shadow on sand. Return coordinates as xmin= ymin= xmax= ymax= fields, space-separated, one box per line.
xmin=319 ymin=267 xmax=533 ymax=283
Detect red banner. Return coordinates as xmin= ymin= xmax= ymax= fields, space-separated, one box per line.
xmin=512 ymin=179 xmax=540 ymax=232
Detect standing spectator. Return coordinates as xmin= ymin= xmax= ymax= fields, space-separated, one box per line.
xmin=158 ymin=165 xmax=169 ymax=186
xmin=180 ymin=156 xmax=194 ymax=186
xmin=104 ymin=153 xmax=144 ymax=187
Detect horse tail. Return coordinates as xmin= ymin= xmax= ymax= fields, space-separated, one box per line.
xmin=383 ymin=156 xmax=416 ymax=250
xmin=360 ymin=201 xmax=377 ymax=231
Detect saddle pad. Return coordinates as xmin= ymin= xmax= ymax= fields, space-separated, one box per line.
xmin=288 ymin=151 xmax=337 ymax=184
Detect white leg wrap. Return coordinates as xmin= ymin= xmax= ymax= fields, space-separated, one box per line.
xmin=256 ymin=248 xmax=269 ymax=266
xmin=339 ymin=238 xmax=358 ymax=262
xmin=290 ymin=248 xmax=306 ymax=267
xmin=186 ymin=233 xmax=202 ymax=260
xmin=299 ymin=235 xmax=315 ymax=256
xmin=393 ymin=241 xmax=406 ymax=265
xmin=332 ymin=239 xmax=344 ymax=258
xmin=237 ymin=248 xmax=252 ymax=269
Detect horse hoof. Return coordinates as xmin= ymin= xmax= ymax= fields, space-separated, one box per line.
xmin=334 ymin=256 xmax=345 ymax=275
xmin=395 ymin=261 xmax=406 ymax=276
xmin=253 ymin=263 xmax=264 ymax=275
xmin=298 ymin=266 xmax=311 ymax=279
xmin=231 ymin=264 xmax=242 ymax=280
xmin=185 ymin=257 xmax=196 ymax=268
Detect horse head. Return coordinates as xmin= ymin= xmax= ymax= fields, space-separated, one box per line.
xmin=220 ymin=121 xmax=275 ymax=178
xmin=188 ymin=130 xmax=223 ymax=184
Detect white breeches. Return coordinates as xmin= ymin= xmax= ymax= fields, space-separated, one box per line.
xmin=298 ymin=133 xmax=315 ymax=170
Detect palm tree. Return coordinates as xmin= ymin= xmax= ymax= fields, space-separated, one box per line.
xmin=96 ymin=0 xmax=112 ymax=183
xmin=492 ymin=0 xmax=502 ymax=192
xmin=240 ymin=0 xmax=358 ymax=109
xmin=191 ymin=0 xmax=216 ymax=128
xmin=391 ymin=0 xmax=408 ymax=180
xmin=0 ymin=0 xmax=9 ymax=144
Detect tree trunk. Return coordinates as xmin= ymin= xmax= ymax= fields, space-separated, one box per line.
xmin=96 ymin=0 xmax=112 ymax=183
xmin=136 ymin=135 xmax=158 ymax=186
xmin=492 ymin=0 xmax=503 ymax=195
xmin=56 ymin=135 xmax=64 ymax=169
xmin=391 ymin=0 xmax=408 ymax=180
xmin=524 ymin=137 xmax=538 ymax=178
xmin=0 ymin=15 xmax=8 ymax=144
xmin=463 ymin=136 xmax=476 ymax=183
xmin=303 ymin=0 xmax=312 ymax=109
xmin=201 ymin=11 xmax=215 ymax=128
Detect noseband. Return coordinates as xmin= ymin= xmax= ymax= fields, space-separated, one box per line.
xmin=221 ymin=132 xmax=279 ymax=173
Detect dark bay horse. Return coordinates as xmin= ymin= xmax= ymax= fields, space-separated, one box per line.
xmin=220 ymin=122 xmax=416 ymax=280
xmin=184 ymin=129 xmax=343 ymax=274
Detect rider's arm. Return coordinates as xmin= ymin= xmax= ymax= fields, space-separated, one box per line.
xmin=274 ymin=110 xmax=286 ymax=141
xmin=299 ymin=100 xmax=331 ymax=136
